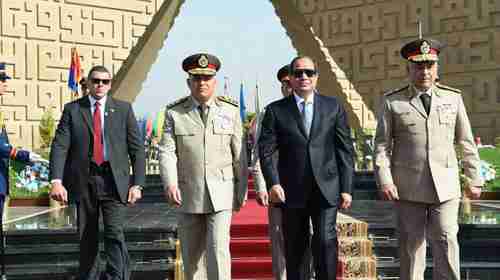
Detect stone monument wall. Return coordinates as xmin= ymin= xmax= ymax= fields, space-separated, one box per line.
xmin=0 ymin=0 xmax=165 ymax=148
xmin=1 ymin=0 xmax=499 ymax=148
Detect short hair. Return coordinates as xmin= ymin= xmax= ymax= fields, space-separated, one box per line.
xmin=289 ymin=56 xmax=319 ymax=73
xmin=87 ymin=65 xmax=111 ymax=78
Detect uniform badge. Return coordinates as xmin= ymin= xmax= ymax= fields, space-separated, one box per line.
xmin=420 ymin=41 xmax=430 ymax=54
xmin=217 ymin=113 xmax=233 ymax=129
xmin=198 ymin=55 xmax=209 ymax=68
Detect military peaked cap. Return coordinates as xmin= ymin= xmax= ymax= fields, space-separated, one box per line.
xmin=401 ymin=39 xmax=443 ymax=62
xmin=277 ymin=65 xmax=290 ymax=82
xmin=0 ymin=63 xmax=11 ymax=80
xmin=182 ymin=53 xmax=221 ymax=75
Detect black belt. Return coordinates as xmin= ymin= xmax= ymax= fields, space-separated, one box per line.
xmin=89 ymin=161 xmax=111 ymax=176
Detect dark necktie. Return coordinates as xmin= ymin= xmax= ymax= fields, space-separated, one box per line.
xmin=93 ymin=101 xmax=104 ymax=165
xmin=420 ymin=93 xmax=431 ymax=115
xmin=198 ymin=105 xmax=208 ymax=125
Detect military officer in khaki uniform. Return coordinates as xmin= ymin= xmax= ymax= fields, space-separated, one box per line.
xmin=158 ymin=53 xmax=247 ymax=280
xmin=374 ymin=39 xmax=483 ymax=280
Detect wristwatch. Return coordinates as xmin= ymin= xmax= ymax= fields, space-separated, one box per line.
xmin=134 ymin=185 xmax=144 ymax=191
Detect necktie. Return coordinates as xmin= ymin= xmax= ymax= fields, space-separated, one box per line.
xmin=93 ymin=101 xmax=104 ymax=165
xmin=420 ymin=93 xmax=431 ymax=115
xmin=198 ymin=105 xmax=208 ymax=125
xmin=302 ymin=100 xmax=313 ymax=135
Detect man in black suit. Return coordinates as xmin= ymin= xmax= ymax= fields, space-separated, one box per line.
xmin=49 ymin=65 xmax=145 ymax=280
xmin=258 ymin=56 xmax=354 ymax=280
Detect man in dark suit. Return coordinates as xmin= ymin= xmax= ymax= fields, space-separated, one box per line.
xmin=49 ymin=65 xmax=145 ymax=280
xmin=259 ymin=56 xmax=354 ymax=280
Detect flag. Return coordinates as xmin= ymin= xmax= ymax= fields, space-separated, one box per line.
xmin=155 ymin=110 xmax=165 ymax=139
xmin=239 ymin=83 xmax=246 ymax=121
xmin=254 ymin=83 xmax=261 ymax=114
xmin=68 ymin=47 xmax=82 ymax=93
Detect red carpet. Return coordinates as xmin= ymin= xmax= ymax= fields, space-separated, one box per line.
xmin=230 ymin=179 xmax=378 ymax=280
xmin=230 ymin=179 xmax=273 ymax=279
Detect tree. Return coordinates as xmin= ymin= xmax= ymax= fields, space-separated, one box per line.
xmin=39 ymin=108 xmax=56 ymax=150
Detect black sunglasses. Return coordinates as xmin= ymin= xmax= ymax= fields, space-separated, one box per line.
xmin=292 ymin=69 xmax=317 ymax=78
xmin=91 ymin=78 xmax=111 ymax=85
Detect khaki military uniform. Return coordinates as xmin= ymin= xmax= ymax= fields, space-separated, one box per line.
xmin=375 ymin=84 xmax=483 ymax=280
xmin=158 ymin=95 xmax=247 ymax=280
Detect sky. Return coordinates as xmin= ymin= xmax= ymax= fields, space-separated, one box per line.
xmin=132 ymin=0 xmax=297 ymax=116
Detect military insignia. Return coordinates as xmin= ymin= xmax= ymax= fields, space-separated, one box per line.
xmin=217 ymin=95 xmax=238 ymax=107
xmin=166 ymin=96 xmax=189 ymax=109
xmin=384 ymin=85 xmax=409 ymax=96
xmin=420 ymin=41 xmax=431 ymax=54
xmin=198 ymin=55 xmax=209 ymax=68
xmin=436 ymin=83 xmax=461 ymax=93
xmin=218 ymin=113 xmax=233 ymax=129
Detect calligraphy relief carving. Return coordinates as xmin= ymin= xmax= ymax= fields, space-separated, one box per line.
xmin=0 ymin=0 xmax=164 ymax=148
xmin=294 ymin=0 xmax=500 ymax=141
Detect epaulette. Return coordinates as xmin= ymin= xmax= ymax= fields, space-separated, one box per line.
xmin=436 ymin=83 xmax=461 ymax=94
xmin=384 ymin=85 xmax=409 ymax=96
xmin=217 ymin=95 xmax=239 ymax=107
xmin=166 ymin=96 xmax=189 ymax=109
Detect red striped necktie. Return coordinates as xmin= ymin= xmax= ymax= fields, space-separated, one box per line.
xmin=93 ymin=101 xmax=104 ymax=165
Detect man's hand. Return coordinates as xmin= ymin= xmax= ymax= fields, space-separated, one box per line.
xmin=233 ymin=199 xmax=247 ymax=213
xmin=269 ymin=184 xmax=285 ymax=204
xmin=127 ymin=185 xmax=142 ymax=205
xmin=340 ymin=193 xmax=352 ymax=209
xmin=256 ymin=191 xmax=269 ymax=207
xmin=49 ymin=181 xmax=68 ymax=204
xmin=380 ymin=184 xmax=399 ymax=201
xmin=464 ymin=186 xmax=482 ymax=200
xmin=164 ymin=185 xmax=182 ymax=207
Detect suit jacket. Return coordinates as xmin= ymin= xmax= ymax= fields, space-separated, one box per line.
xmin=158 ymin=96 xmax=247 ymax=213
xmin=374 ymin=84 xmax=483 ymax=203
xmin=258 ymin=93 xmax=354 ymax=208
xmin=49 ymin=96 xmax=145 ymax=203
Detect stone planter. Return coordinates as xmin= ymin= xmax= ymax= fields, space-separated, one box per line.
xmin=8 ymin=196 xmax=50 ymax=207
xmin=480 ymin=191 xmax=500 ymax=200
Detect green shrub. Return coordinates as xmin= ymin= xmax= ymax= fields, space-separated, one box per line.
xmin=8 ymin=160 xmax=50 ymax=199
xmin=478 ymin=148 xmax=500 ymax=191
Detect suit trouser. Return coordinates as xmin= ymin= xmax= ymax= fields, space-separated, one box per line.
xmin=282 ymin=186 xmax=337 ymax=280
xmin=178 ymin=210 xmax=232 ymax=280
xmin=78 ymin=171 xmax=130 ymax=280
xmin=397 ymin=199 xmax=460 ymax=280
xmin=268 ymin=206 xmax=313 ymax=280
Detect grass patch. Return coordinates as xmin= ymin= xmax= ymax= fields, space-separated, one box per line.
xmin=479 ymin=147 xmax=500 ymax=191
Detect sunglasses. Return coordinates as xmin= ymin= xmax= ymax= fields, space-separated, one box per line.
xmin=292 ymin=69 xmax=317 ymax=78
xmin=91 ymin=78 xmax=111 ymax=85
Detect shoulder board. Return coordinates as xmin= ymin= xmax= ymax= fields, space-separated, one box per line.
xmin=217 ymin=95 xmax=239 ymax=106
xmin=436 ymin=83 xmax=461 ymax=93
xmin=166 ymin=96 xmax=189 ymax=109
xmin=384 ymin=85 xmax=409 ymax=96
